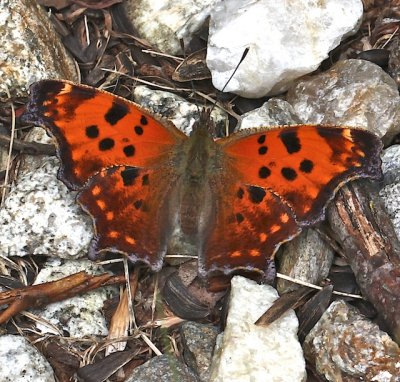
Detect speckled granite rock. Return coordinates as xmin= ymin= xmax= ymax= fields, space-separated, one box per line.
xmin=0 ymin=335 xmax=55 ymax=382
xmin=238 ymin=98 xmax=300 ymax=130
xmin=126 ymin=354 xmax=200 ymax=382
xmin=0 ymin=0 xmax=78 ymax=97
xmin=287 ymin=59 xmax=400 ymax=144
xmin=180 ymin=321 xmax=220 ymax=381
xmin=133 ymin=85 xmax=227 ymax=136
xmin=380 ymin=145 xmax=400 ymax=240
xmin=277 ymin=228 xmax=334 ymax=294
xmin=0 ymin=153 xmax=92 ymax=259
xmin=304 ymin=300 xmax=400 ymax=381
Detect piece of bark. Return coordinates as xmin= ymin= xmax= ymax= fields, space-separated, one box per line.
xmin=327 ymin=180 xmax=400 ymax=343
xmin=0 ymin=271 xmax=125 ymax=324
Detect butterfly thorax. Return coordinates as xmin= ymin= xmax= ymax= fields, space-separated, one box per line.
xmin=170 ymin=121 xmax=221 ymax=251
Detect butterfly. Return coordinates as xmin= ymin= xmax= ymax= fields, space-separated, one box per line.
xmin=21 ymin=80 xmax=383 ymax=278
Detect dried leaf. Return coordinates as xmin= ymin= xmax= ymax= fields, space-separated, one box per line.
xmin=162 ymin=273 xmax=209 ymax=320
xmin=255 ymin=287 xmax=314 ymax=327
xmin=297 ymin=285 xmax=333 ymax=343
xmin=172 ymin=49 xmax=211 ymax=82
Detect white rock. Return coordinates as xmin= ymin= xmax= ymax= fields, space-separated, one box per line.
xmin=0 ymin=335 xmax=55 ymax=382
xmin=33 ymin=258 xmax=117 ymax=337
xmin=124 ymin=0 xmax=216 ymax=54
xmin=0 ymin=155 xmax=92 ymax=259
xmin=209 ymin=276 xmax=306 ymax=382
xmin=207 ymin=0 xmax=363 ymax=98
xmin=0 ymin=0 xmax=78 ymax=97
xmin=379 ymin=145 xmax=400 ymax=240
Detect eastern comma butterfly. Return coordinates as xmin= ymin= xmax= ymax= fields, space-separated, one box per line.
xmin=22 ymin=80 xmax=383 ymax=277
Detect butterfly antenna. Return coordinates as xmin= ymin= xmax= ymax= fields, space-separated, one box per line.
xmin=209 ymin=47 xmax=250 ymax=116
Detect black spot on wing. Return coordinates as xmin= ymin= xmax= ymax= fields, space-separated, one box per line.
xmin=99 ymin=138 xmax=115 ymax=151
xmin=140 ymin=115 xmax=148 ymax=125
xmin=257 ymin=135 xmax=266 ymax=144
xmin=105 ymin=101 xmax=129 ymax=125
xmin=86 ymin=125 xmax=99 ymax=139
xmin=134 ymin=125 xmax=144 ymax=135
xmin=134 ymin=199 xmax=143 ymax=209
xmin=237 ymin=187 xmax=244 ymax=199
xmin=121 ymin=167 xmax=140 ymax=186
xmin=281 ymin=167 xmax=297 ymax=181
xmin=236 ymin=213 xmax=244 ymax=224
xmin=248 ymin=186 xmax=266 ymax=204
xmin=280 ymin=130 xmax=301 ymax=154
xmin=259 ymin=166 xmax=271 ymax=179
xmin=300 ymin=159 xmax=314 ymax=173
xmin=258 ymin=146 xmax=268 ymax=155
xmin=123 ymin=145 xmax=135 ymax=157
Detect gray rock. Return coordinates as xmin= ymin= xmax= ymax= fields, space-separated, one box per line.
xmin=133 ymin=85 xmax=227 ymax=136
xmin=180 ymin=321 xmax=220 ymax=381
xmin=126 ymin=354 xmax=200 ymax=382
xmin=207 ymin=0 xmax=363 ymax=97
xmin=277 ymin=228 xmax=335 ymax=294
xmin=0 ymin=335 xmax=55 ymax=382
xmin=379 ymin=145 xmax=400 ymax=240
xmin=0 ymin=0 xmax=78 ymax=97
xmin=304 ymin=300 xmax=400 ymax=381
xmin=238 ymin=98 xmax=300 ymax=130
xmin=209 ymin=276 xmax=306 ymax=382
xmin=287 ymin=59 xmax=400 ymax=144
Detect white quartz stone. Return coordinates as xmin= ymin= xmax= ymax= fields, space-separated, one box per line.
xmin=207 ymin=0 xmax=363 ymax=98
xmin=0 ymin=335 xmax=55 ymax=382
xmin=209 ymin=276 xmax=306 ymax=382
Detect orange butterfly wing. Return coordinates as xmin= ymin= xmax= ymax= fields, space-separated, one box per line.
xmin=23 ymin=80 xmax=187 ymax=189
xmin=78 ymin=167 xmax=177 ymax=270
xmin=23 ymin=80 xmax=187 ymax=270
xmin=199 ymin=125 xmax=382 ymax=276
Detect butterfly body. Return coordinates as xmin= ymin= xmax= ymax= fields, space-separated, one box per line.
xmin=163 ymin=120 xmax=219 ymax=249
xmin=22 ymin=80 xmax=383 ymax=277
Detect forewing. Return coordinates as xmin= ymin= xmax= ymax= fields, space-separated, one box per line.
xmin=219 ymin=125 xmax=382 ymax=225
xmin=22 ymin=80 xmax=187 ymax=189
